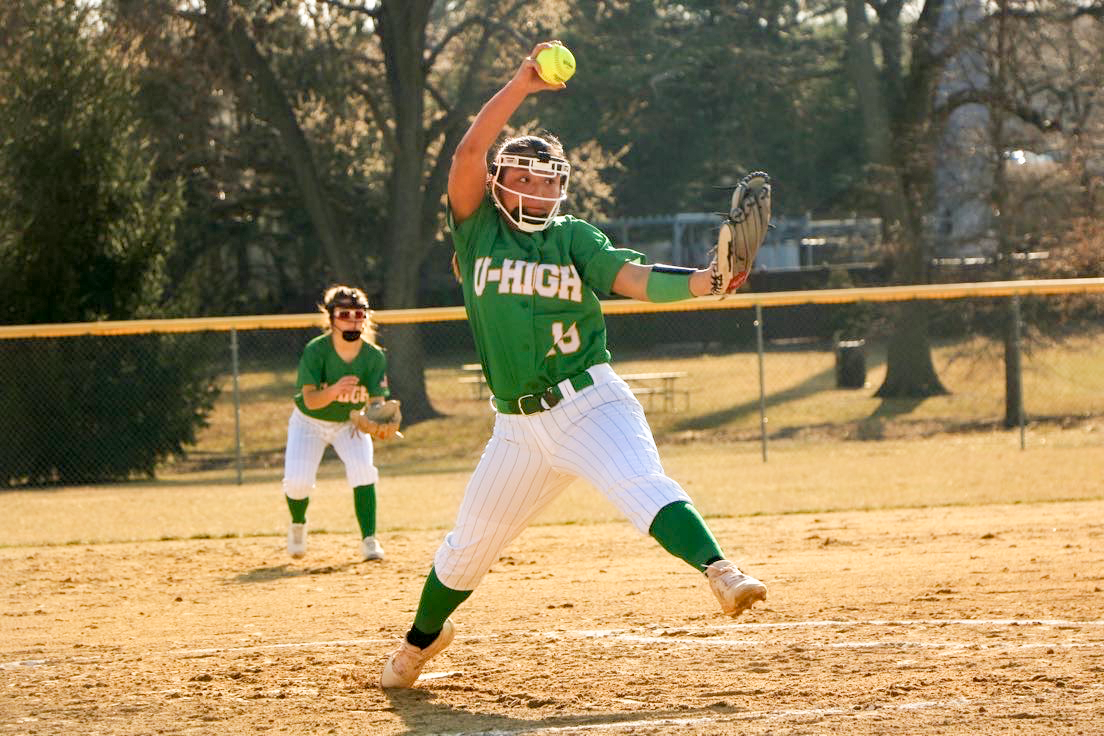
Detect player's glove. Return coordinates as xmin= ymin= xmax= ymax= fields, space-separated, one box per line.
xmin=349 ymin=399 xmax=403 ymax=440
xmin=709 ymin=171 xmax=771 ymax=295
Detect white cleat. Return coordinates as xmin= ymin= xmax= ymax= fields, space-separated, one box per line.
xmin=287 ymin=522 xmax=307 ymax=559
xmin=360 ymin=535 xmax=385 ymax=561
xmin=706 ymin=560 xmax=767 ymax=616
xmin=380 ymin=619 xmax=455 ymax=689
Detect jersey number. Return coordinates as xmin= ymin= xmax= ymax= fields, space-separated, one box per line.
xmin=546 ymin=321 xmax=581 ymax=357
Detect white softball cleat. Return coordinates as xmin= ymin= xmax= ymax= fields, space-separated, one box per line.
xmin=287 ymin=522 xmax=307 ymax=559
xmin=706 ymin=560 xmax=766 ymax=616
xmin=360 ymin=535 xmax=385 ymax=561
xmin=380 ymin=619 xmax=455 ymax=689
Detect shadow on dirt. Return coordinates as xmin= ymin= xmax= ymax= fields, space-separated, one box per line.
xmin=383 ymin=687 xmax=743 ymax=735
xmin=232 ymin=562 xmax=357 ymax=583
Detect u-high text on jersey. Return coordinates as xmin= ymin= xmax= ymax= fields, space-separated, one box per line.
xmin=472 ymin=258 xmax=583 ymax=302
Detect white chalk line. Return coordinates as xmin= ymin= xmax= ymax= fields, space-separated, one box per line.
xmin=174 ymin=617 xmax=1104 ymax=657
xmin=570 ymin=618 xmax=1104 ymax=637
xmin=562 ymin=633 xmax=1102 ymax=651
xmin=7 ymin=617 xmax=1100 ymax=668
xmin=175 ymin=637 xmax=394 ymax=657
xmin=8 ymin=618 xmax=1093 ymax=736
xmin=431 ymin=697 xmax=972 ymax=735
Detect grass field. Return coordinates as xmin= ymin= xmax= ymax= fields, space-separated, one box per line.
xmin=3 ymin=424 xmax=1100 ymax=549
xmin=175 ymin=330 xmax=1104 ymax=479
xmin=3 ymin=329 xmax=1099 ymax=549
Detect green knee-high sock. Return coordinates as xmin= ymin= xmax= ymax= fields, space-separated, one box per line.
xmin=286 ymin=495 xmax=309 ymax=524
xmin=649 ymin=501 xmax=725 ymax=573
xmin=353 ymin=484 xmax=376 ymax=537
xmin=408 ymin=568 xmax=472 ymax=645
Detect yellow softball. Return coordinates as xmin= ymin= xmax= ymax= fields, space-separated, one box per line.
xmin=535 ymin=44 xmax=576 ymax=85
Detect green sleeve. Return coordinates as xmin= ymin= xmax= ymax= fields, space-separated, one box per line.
xmin=447 ymin=197 xmax=497 ymax=256
xmin=567 ymin=219 xmax=646 ymax=295
xmin=296 ymin=341 xmax=323 ymax=388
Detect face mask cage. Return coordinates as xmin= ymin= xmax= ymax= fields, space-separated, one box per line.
xmin=490 ymin=152 xmax=571 ymax=232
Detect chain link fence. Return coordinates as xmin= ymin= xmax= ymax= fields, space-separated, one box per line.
xmin=1 ymin=280 xmax=1102 ymax=488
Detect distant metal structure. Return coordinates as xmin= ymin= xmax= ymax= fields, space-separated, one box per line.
xmin=594 ymin=213 xmax=883 ymax=272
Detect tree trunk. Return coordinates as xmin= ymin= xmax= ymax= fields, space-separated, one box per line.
xmin=874 ymin=301 xmax=948 ymax=397
xmin=364 ymin=3 xmax=513 ymax=423
xmin=203 ymin=0 xmax=359 ymax=284
xmin=844 ymin=0 xmax=910 ymax=234
xmin=375 ymin=1 xmax=439 ymax=422
xmin=845 ymin=0 xmax=949 ymax=399
xmin=380 ymin=265 xmax=438 ymax=422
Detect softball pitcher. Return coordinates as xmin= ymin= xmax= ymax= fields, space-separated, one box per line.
xmin=381 ymin=42 xmax=766 ymax=688
xmin=282 ymin=285 xmax=396 ymax=563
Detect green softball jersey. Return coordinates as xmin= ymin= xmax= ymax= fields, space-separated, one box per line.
xmin=293 ymin=333 xmax=390 ymax=422
xmin=449 ymin=197 xmax=646 ymax=401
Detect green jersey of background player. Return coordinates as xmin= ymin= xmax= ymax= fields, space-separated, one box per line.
xmin=282 ymin=285 xmax=398 ymax=564
xmin=380 ymin=41 xmax=768 ymax=689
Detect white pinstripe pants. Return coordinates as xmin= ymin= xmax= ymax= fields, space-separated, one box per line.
xmin=433 ymin=363 xmax=691 ymax=591
xmin=282 ymin=407 xmax=379 ymax=500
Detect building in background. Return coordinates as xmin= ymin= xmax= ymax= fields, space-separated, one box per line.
xmin=595 ymin=213 xmax=883 ymax=284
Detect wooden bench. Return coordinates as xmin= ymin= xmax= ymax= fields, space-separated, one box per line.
xmin=458 ymin=362 xmax=488 ymax=399
xmin=459 ymin=365 xmax=690 ymax=410
xmin=619 ymin=371 xmax=690 ymax=412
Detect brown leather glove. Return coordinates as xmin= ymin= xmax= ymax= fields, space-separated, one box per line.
xmin=349 ymin=399 xmax=403 ymax=440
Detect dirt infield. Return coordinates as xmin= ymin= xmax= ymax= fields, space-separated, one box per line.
xmin=2 ymin=499 xmax=1103 ymax=735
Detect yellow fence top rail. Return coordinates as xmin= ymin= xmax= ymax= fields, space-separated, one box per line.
xmin=1 ymin=278 xmax=1102 ymax=339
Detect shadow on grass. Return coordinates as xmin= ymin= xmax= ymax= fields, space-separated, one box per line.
xmin=669 ymin=365 xmax=854 ymax=432
xmin=869 ymin=396 xmax=927 ymax=420
xmin=383 ymin=686 xmax=744 ymax=736
xmin=670 ymin=347 xmax=923 ymax=434
xmin=233 ymin=562 xmax=357 ymax=583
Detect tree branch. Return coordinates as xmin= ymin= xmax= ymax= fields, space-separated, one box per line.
xmin=355 ymin=74 xmax=397 ymax=157
xmin=938 ymin=87 xmax=1064 ymax=133
xmin=319 ymin=0 xmax=380 ymax=18
xmin=202 ymin=0 xmax=359 ymax=281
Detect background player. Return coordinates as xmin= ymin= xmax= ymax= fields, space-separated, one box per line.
xmin=282 ymin=285 xmax=396 ymax=562
xmin=380 ymin=42 xmax=767 ymax=688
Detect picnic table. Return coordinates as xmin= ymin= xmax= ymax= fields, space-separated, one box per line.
xmin=619 ymin=371 xmax=690 ymax=412
xmin=458 ymin=362 xmax=488 ymax=399
xmin=458 ymin=365 xmax=690 ymax=412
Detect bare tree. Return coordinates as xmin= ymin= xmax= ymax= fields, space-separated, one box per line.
xmin=174 ymin=0 xmax=547 ymax=420
xmin=845 ymin=0 xmax=949 ymax=397
xmin=198 ymin=0 xmax=361 ymax=284
xmin=984 ymin=0 xmax=1104 ymax=425
xmin=319 ymin=0 xmax=540 ymax=420
xmin=845 ymin=0 xmax=1102 ymax=402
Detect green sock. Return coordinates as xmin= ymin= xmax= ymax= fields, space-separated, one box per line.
xmin=353 ymin=484 xmax=376 ymax=537
xmin=649 ymin=501 xmax=725 ymax=573
xmin=286 ymin=495 xmax=309 ymax=524
xmin=411 ymin=567 xmax=472 ymax=637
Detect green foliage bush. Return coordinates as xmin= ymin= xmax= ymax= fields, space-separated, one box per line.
xmin=0 ymin=1 xmax=219 ymax=486
xmin=0 ymin=335 xmax=220 ymax=486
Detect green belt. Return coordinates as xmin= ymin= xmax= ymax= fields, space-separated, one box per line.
xmin=493 ymin=370 xmax=596 ymax=415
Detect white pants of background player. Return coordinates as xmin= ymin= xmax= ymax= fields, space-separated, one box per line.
xmin=282 ymin=407 xmax=379 ymax=501
xmin=433 ymin=363 xmax=692 ymax=591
